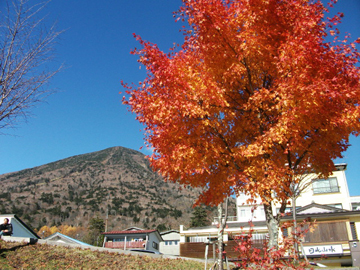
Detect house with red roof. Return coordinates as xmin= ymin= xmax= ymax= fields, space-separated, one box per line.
xmin=102 ymin=227 xmax=163 ymax=253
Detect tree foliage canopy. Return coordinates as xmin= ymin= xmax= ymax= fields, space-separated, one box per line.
xmin=123 ymin=0 xmax=360 ymax=206
xmin=190 ymin=206 xmax=210 ymax=227
xmin=87 ymin=217 xmax=105 ymax=246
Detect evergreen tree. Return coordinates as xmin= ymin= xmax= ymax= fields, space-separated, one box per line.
xmin=190 ymin=207 xmax=209 ymax=227
xmin=86 ymin=217 xmax=105 ymax=246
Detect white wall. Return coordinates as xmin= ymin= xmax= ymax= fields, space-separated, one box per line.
xmin=292 ymin=169 xmax=351 ymax=210
xmin=160 ymin=231 xmax=180 ymax=255
xmin=236 ymin=167 xmax=352 ymax=220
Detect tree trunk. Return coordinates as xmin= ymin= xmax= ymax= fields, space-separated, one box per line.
xmin=264 ymin=203 xmax=279 ymax=250
xmin=216 ymin=197 xmax=229 ymax=270
xmin=217 ymin=203 xmax=224 ymax=270
xmin=292 ymin=195 xmax=308 ymax=263
xmin=292 ymin=196 xmax=298 ymax=259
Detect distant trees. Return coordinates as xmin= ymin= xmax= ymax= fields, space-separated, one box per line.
xmin=37 ymin=225 xmax=58 ymax=238
xmin=156 ymin=223 xmax=167 ymax=232
xmin=37 ymin=224 xmax=85 ymax=239
xmin=190 ymin=206 xmax=210 ymax=228
xmin=40 ymin=192 xmax=54 ymax=204
xmin=0 ymin=146 xmax=200 ymax=232
xmin=86 ymin=217 xmax=105 ymax=246
xmin=0 ymin=0 xmax=61 ymax=130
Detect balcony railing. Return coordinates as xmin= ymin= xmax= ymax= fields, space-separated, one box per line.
xmin=105 ymin=241 xmax=147 ymax=249
xmin=212 ymin=216 xmax=237 ymax=224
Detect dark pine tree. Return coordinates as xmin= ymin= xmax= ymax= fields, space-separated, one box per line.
xmin=190 ymin=206 xmax=209 ymax=227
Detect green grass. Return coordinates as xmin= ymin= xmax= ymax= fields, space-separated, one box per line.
xmin=0 ymin=240 xmax=205 ymax=270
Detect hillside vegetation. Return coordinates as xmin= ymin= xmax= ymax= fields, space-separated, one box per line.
xmin=0 ymin=146 xmax=212 ymax=232
xmin=0 ymin=240 xmax=205 ymax=270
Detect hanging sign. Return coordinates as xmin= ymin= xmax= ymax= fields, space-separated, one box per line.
xmin=303 ymin=244 xmax=343 ymax=256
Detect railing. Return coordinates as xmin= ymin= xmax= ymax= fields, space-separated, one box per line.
xmin=212 ymin=216 xmax=238 ymax=224
xmin=105 ymin=241 xmax=147 ymax=249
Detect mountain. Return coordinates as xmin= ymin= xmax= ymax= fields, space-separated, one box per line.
xmin=0 ymin=146 xmax=213 ymax=231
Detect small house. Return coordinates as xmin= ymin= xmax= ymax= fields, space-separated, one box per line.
xmin=160 ymin=230 xmax=180 ymax=255
xmin=0 ymin=214 xmax=39 ymax=239
xmin=102 ymin=227 xmax=163 ymax=253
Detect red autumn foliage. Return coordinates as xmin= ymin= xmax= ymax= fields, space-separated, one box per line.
xmin=233 ymin=219 xmax=315 ymax=269
xmin=123 ymin=0 xmax=360 ymax=249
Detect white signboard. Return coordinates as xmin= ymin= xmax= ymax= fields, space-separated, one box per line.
xmin=303 ymin=244 xmax=343 ymax=256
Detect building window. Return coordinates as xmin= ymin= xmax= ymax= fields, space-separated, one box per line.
xmin=350 ymin=222 xmax=358 ymax=240
xmin=251 ymin=233 xmax=268 ymax=240
xmin=187 ymin=236 xmax=208 ymax=242
xmin=254 ymin=207 xmax=265 ymax=218
xmin=352 ymin=203 xmax=360 ymax=210
xmin=165 ymin=241 xmax=169 ymax=245
xmin=230 ymin=232 xmax=267 ymax=241
xmin=174 ymin=240 xmax=178 ymax=245
xmin=282 ymin=227 xmax=289 ymax=238
xmin=152 ymin=241 xmax=159 ymax=250
xmin=276 ymin=207 xmax=300 ymax=214
xmin=312 ymin=177 xmax=339 ymax=194
xmin=326 ymin=203 xmax=343 ymax=209
xmin=113 ymin=237 xmax=125 ymax=242
xmin=303 ymin=221 xmax=348 ymax=243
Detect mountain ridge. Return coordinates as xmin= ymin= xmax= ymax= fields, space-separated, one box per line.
xmin=0 ymin=146 xmax=210 ymax=232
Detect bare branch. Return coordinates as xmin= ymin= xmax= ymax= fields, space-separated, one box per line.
xmin=0 ymin=0 xmax=62 ymax=131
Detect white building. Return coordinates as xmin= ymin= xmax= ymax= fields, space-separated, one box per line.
xmin=159 ymin=230 xmax=180 ymax=255
xmin=236 ymin=163 xmax=352 ymax=221
xmin=179 ymin=164 xmax=360 ymax=267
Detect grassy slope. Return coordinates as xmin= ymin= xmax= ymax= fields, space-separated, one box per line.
xmin=0 ymin=240 xmax=204 ymax=270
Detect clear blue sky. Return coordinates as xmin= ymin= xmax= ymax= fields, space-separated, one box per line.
xmin=0 ymin=1 xmax=359 ymax=195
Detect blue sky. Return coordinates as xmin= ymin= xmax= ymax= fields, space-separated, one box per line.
xmin=0 ymin=0 xmax=359 ymax=196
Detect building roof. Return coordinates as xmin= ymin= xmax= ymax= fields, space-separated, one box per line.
xmin=125 ymin=227 xmax=144 ymax=231
xmin=44 ymin=232 xmax=93 ymax=247
xmin=160 ymin=230 xmax=179 ymax=235
xmin=102 ymin=229 xmax=157 ymax=235
xmin=296 ymin=203 xmax=350 ymax=214
xmin=282 ymin=203 xmax=360 ymax=219
xmin=185 ymin=220 xmax=268 ymax=231
xmin=0 ymin=214 xmax=40 ymax=239
xmin=334 ymin=163 xmax=347 ymax=171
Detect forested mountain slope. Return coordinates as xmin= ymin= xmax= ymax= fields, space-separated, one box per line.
xmin=0 ymin=146 xmax=209 ymax=231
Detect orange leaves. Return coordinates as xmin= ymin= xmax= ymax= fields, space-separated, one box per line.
xmin=123 ymin=0 xmax=360 ymax=207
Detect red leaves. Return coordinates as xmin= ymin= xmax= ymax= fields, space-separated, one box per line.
xmin=122 ymin=0 xmax=360 ymax=207
xmin=233 ymin=220 xmax=314 ymax=269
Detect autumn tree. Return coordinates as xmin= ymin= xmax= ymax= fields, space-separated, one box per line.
xmin=123 ymin=0 xmax=360 ymax=250
xmin=0 ymin=0 xmax=61 ymax=131
xmin=37 ymin=225 xmax=58 ymax=238
xmin=57 ymin=224 xmax=86 ymax=239
xmin=36 ymin=224 xmax=87 ymax=242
